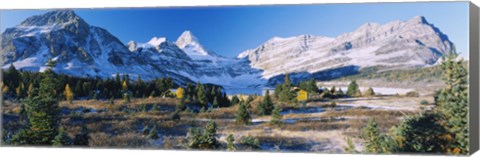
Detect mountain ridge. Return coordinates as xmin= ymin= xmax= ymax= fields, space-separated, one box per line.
xmin=1 ymin=10 xmax=455 ymax=88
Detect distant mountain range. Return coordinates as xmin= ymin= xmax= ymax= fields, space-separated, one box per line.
xmin=1 ymin=10 xmax=455 ymax=88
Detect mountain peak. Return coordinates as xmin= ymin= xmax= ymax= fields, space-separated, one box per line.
xmin=20 ymin=9 xmax=85 ymax=27
xmin=176 ymin=30 xmax=199 ymax=48
xmin=147 ymin=37 xmax=167 ymax=46
xmin=410 ymin=15 xmax=428 ymax=24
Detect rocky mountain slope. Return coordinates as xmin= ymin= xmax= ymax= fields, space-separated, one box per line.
xmin=1 ymin=10 xmax=454 ymax=88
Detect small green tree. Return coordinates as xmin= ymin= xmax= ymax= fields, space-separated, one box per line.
xmin=346 ymin=80 xmax=360 ymax=97
xmin=231 ymin=95 xmax=240 ymax=105
xmin=257 ymin=90 xmax=274 ymax=115
xmin=52 ymin=127 xmax=73 ymax=146
xmin=12 ymin=65 xmax=60 ymax=145
xmin=187 ymin=121 xmax=219 ymax=149
xmin=197 ymin=84 xmax=208 ymax=107
xmin=362 ymin=119 xmax=389 ymax=153
xmin=236 ymin=102 xmax=251 ymax=125
xmin=142 ymin=125 xmax=150 ymax=135
xmin=270 ymin=105 xmax=283 ymax=126
xmin=365 ymin=87 xmax=375 ymax=96
xmin=227 ymin=134 xmax=236 ymax=151
xmin=344 ymin=138 xmax=358 ymax=153
xmin=435 ymin=54 xmax=469 ymax=154
xmin=148 ymin=126 xmax=159 ymax=140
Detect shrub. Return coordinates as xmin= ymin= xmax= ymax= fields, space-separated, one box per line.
xmin=420 ymin=100 xmax=429 ymax=105
xmin=239 ymin=135 xmax=260 ymax=150
xmin=405 ymin=91 xmax=420 ymax=97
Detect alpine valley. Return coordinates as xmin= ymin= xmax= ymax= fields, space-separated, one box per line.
xmin=1 ymin=10 xmax=455 ymax=90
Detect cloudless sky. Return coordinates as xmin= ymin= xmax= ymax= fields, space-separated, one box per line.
xmin=0 ymin=2 xmax=470 ymax=58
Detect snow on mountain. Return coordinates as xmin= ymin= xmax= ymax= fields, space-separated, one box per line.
xmin=175 ymin=30 xmax=221 ymax=61
xmin=238 ymin=15 xmax=454 ymax=81
xmin=1 ymin=10 xmax=455 ymax=89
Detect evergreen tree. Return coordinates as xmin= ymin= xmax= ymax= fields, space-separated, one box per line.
xmin=346 ymin=80 xmax=361 ymax=97
xmin=365 ymin=87 xmax=375 ymax=96
xmin=142 ymin=125 xmax=150 ymax=135
xmin=148 ymin=126 xmax=159 ymax=140
xmin=197 ymin=84 xmax=208 ymax=107
xmin=362 ymin=119 xmax=389 ymax=153
xmin=227 ymin=134 xmax=236 ymax=151
xmin=52 ymin=127 xmax=73 ymax=146
xmin=236 ymin=102 xmax=251 ymax=125
xmin=331 ymin=86 xmax=337 ymax=96
xmin=205 ymin=121 xmax=218 ymax=147
xmin=12 ymin=65 xmax=60 ymax=145
xmin=257 ymin=90 xmax=274 ymax=115
xmin=246 ymin=95 xmax=254 ymax=103
xmin=270 ymin=105 xmax=283 ymax=126
xmin=187 ymin=121 xmax=219 ymax=149
xmin=64 ymin=84 xmax=74 ymax=103
xmin=75 ymin=81 xmax=83 ymax=97
xmin=212 ymin=97 xmax=219 ymax=108
xmin=337 ymin=88 xmax=345 ymax=97
xmin=344 ymin=138 xmax=358 ymax=153
xmin=231 ymin=95 xmax=240 ymax=105
xmin=436 ymin=55 xmax=469 ymax=153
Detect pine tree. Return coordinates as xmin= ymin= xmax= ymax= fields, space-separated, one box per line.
xmin=52 ymin=127 xmax=73 ymax=146
xmin=346 ymin=80 xmax=360 ymax=97
xmin=436 ymin=55 xmax=469 ymax=153
xmin=212 ymin=97 xmax=219 ymax=108
xmin=75 ymin=81 xmax=83 ymax=97
xmin=331 ymin=86 xmax=337 ymax=95
xmin=197 ymin=84 xmax=208 ymax=107
xmin=365 ymin=87 xmax=375 ymax=96
xmin=64 ymin=84 xmax=74 ymax=103
xmin=205 ymin=121 xmax=218 ymax=147
xmin=270 ymin=105 xmax=283 ymax=126
xmin=337 ymin=88 xmax=345 ymax=97
xmin=236 ymin=102 xmax=251 ymax=125
xmin=258 ymin=90 xmax=274 ymax=115
xmin=148 ymin=126 xmax=159 ymax=140
xmin=231 ymin=95 xmax=240 ymax=105
xmin=361 ymin=119 xmax=391 ymax=153
xmin=344 ymin=138 xmax=358 ymax=153
xmin=142 ymin=125 xmax=150 ymax=135
xmin=284 ymin=73 xmax=291 ymax=86
xmin=11 ymin=65 xmax=60 ymax=145
xmin=227 ymin=134 xmax=236 ymax=151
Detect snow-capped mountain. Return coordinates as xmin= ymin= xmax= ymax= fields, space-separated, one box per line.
xmin=238 ymin=16 xmax=454 ymax=82
xmin=1 ymin=10 xmax=454 ymax=88
xmin=175 ymin=30 xmax=221 ymax=61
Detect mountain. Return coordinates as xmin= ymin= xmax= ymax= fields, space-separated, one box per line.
xmin=0 ymin=10 xmax=193 ymax=84
xmin=1 ymin=10 xmax=455 ymax=89
xmin=238 ymin=16 xmax=454 ymax=85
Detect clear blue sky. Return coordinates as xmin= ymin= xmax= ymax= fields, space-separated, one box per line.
xmin=0 ymin=2 xmax=469 ymax=58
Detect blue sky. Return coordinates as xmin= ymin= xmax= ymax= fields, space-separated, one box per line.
xmin=0 ymin=2 xmax=469 ymax=58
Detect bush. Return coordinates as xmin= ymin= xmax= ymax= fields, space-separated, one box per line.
xmin=187 ymin=121 xmax=219 ymax=149
xmin=405 ymin=91 xmax=420 ymax=97
xmin=420 ymin=100 xmax=429 ymax=105
xmin=239 ymin=135 xmax=260 ymax=150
